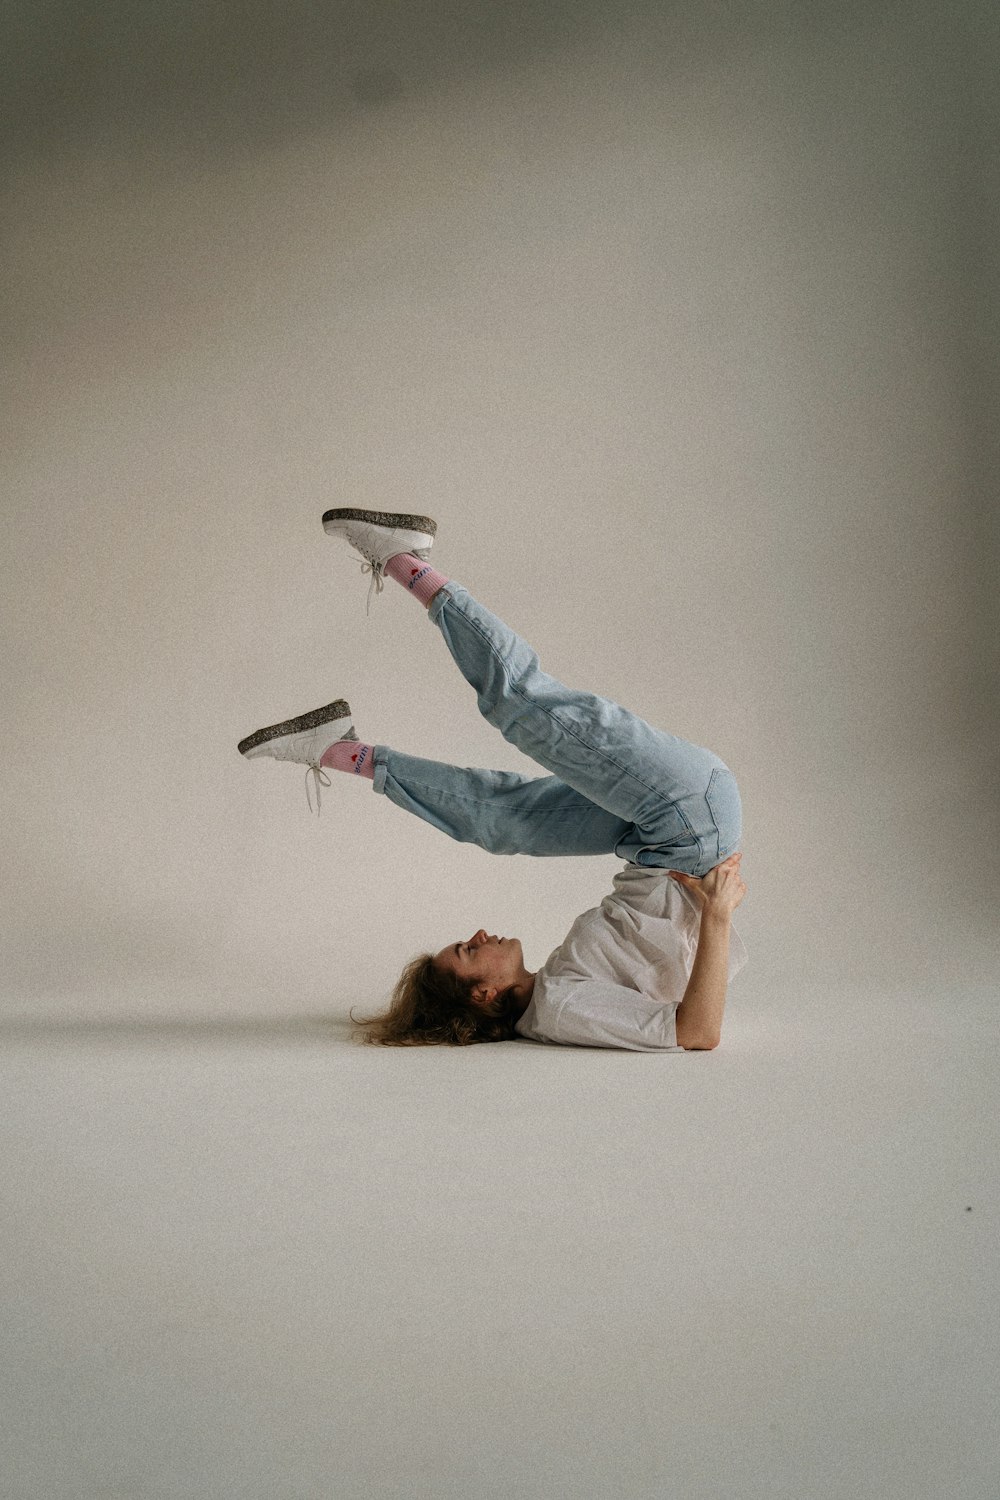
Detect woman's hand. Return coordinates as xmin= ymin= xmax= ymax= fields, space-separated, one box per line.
xmin=668 ymin=852 xmax=746 ymax=915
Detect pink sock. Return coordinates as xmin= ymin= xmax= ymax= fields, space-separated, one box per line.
xmin=319 ymin=739 xmax=376 ymax=779
xmin=383 ymin=552 xmax=451 ymax=607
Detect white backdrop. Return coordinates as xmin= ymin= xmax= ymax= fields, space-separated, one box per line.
xmin=3 ymin=6 xmax=1000 ymax=1500
xmin=5 ymin=1 xmax=997 ymax=1023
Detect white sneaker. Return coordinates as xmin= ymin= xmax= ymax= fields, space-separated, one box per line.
xmin=238 ymin=698 xmax=358 ymax=814
xmin=322 ymin=507 xmax=437 ymax=616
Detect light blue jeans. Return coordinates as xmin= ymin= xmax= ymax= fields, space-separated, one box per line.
xmin=371 ymin=582 xmax=742 ymax=877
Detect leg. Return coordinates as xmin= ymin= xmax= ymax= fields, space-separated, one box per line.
xmin=371 ymin=749 xmax=631 ymax=857
xmin=423 ymin=582 xmax=742 ymax=875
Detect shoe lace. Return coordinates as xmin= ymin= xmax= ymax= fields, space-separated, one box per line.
xmin=358 ymin=554 xmax=386 ymax=617
xmin=357 ymin=544 xmax=432 ymax=616
xmin=304 ymin=763 xmax=332 ymax=816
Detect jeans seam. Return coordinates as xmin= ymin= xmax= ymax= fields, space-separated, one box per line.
xmin=387 ymin=776 xmax=513 ymax=806
xmin=451 ymin=606 xmax=683 ymax=817
xmin=387 ymin=773 xmax=609 ymax=823
xmin=507 ymin=678 xmax=685 ymax=821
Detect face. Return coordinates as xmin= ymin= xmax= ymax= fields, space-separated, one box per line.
xmin=433 ymin=929 xmax=525 ymax=1006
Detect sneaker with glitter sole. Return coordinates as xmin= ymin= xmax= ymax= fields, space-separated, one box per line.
xmin=238 ymin=699 xmax=359 ymax=814
xmin=321 ymin=507 xmax=438 ymax=616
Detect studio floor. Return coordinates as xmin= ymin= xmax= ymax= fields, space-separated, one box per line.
xmin=4 ymin=984 xmax=997 ymax=1500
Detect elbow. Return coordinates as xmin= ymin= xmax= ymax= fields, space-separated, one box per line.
xmin=680 ymin=1031 xmax=721 ymax=1051
xmin=676 ymin=1013 xmax=721 ymax=1051
xmin=674 ymin=1007 xmax=722 ymax=1052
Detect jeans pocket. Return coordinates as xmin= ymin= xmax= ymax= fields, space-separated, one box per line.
xmin=705 ymin=766 xmax=742 ymax=853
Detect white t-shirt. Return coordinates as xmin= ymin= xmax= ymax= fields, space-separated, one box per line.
xmin=514 ymin=862 xmax=749 ymax=1051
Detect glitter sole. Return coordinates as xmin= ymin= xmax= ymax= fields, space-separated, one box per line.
xmin=321 ymin=508 xmax=437 ymax=535
xmin=238 ymin=699 xmax=353 ymax=756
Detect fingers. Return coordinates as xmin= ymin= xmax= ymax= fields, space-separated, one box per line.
xmin=671 ymin=858 xmax=743 ymax=882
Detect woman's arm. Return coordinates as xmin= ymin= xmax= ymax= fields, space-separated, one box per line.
xmin=674 ymin=909 xmax=732 ymax=1050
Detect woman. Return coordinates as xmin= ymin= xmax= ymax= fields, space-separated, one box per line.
xmin=239 ymin=509 xmax=749 ymax=1050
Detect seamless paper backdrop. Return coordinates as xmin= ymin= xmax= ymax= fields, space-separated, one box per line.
xmin=3 ymin=0 xmax=998 ymax=1018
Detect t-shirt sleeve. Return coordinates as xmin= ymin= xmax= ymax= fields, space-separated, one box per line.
xmin=548 ymin=979 xmax=683 ymax=1052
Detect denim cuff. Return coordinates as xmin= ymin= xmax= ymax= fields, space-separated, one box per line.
xmin=427 ymin=580 xmax=462 ymax=625
xmin=372 ymin=746 xmax=389 ymax=796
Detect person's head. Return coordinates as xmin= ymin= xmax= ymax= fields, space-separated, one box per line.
xmin=349 ymin=930 xmax=535 ymax=1047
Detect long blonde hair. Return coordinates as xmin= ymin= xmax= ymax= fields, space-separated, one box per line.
xmin=349 ymin=952 xmax=520 ymax=1047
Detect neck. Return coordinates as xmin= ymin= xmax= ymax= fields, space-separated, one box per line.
xmin=510 ymin=970 xmax=536 ymax=1017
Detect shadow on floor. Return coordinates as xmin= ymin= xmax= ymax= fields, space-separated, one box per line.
xmin=0 ymin=1014 xmax=357 ymax=1044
